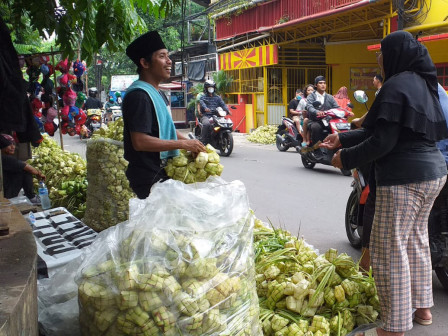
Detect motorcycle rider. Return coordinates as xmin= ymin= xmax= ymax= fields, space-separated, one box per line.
xmin=104 ymin=95 xmax=117 ymax=123
xmin=83 ymin=87 xmax=102 ymax=110
xmin=306 ymin=76 xmax=339 ymax=158
xmin=198 ymin=80 xmax=230 ymax=145
xmin=288 ymin=89 xmax=303 ymax=132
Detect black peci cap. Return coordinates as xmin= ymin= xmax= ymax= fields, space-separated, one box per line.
xmin=126 ymin=31 xmax=167 ymax=66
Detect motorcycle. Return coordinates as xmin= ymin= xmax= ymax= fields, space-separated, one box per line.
xmin=276 ymin=116 xmax=303 ymax=152
xmin=193 ymin=106 xmax=236 ymax=156
xmin=299 ymin=102 xmax=353 ymax=176
xmin=80 ymin=109 xmax=102 ymax=139
xmin=345 ymin=90 xmax=448 ymax=290
xmin=104 ymin=105 xmax=122 ymax=124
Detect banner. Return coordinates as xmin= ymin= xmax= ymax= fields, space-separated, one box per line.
xmin=110 ymin=74 xmax=138 ymax=92
xmin=219 ymin=44 xmax=278 ymax=70
xmin=27 ymin=207 xmax=97 ymax=278
xmin=350 ymin=67 xmax=380 ymax=90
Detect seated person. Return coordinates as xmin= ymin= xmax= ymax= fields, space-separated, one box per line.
xmin=288 ymin=89 xmax=303 ymax=132
xmin=1 ymin=134 xmax=45 ymax=203
xmin=297 ymin=84 xmax=314 ymax=146
xmin=306 ymin=76 xmax=340 ymax=147
xmin=198 ymin=80 xmax=230 ymax=145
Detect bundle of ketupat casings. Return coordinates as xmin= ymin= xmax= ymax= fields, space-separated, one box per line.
xmin=76 ymin=177 xmax=262 ymax=335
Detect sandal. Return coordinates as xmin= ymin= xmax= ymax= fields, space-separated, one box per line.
xmin=355 ymin=327 xmax=379 ymax=336
xmin=413 ymin=316 xmax=432 ymax=326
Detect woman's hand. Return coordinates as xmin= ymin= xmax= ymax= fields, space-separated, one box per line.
xmin=331 ymin=150 xmax=343 ymax=168
xmin=319 ymin=133 xmax=341 ymax=150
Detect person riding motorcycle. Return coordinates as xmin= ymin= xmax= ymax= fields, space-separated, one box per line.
xmin=198 ymin=80 xmax=230 ymax=145
xmin=104 ymin=95 xmax=118 ymax=123
xmin=83 ymin=87 xmax=102 ymax=110
xmin=306 ymin=76 xmax=340 ymax=158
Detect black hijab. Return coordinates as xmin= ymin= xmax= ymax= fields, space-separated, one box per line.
xmin=363 ymin=31 xmax=447 ymax=141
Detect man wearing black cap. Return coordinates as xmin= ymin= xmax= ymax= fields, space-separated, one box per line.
xmin=306 ymin=76 xmax=339 ymax=157
xmin=1 ymin=134 xmax=44 ymax=203
xmin=123 ymin=31 xmax=205 ymax=199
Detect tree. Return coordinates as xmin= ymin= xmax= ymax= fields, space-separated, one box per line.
xmin=1 ymin=0 xmax=181 ymax=63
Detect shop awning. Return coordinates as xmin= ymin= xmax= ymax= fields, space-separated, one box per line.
xmin=367 ymin=33 xmax=448 ymax=51
xmin=258 ymin=0 xmax=373 ymax=33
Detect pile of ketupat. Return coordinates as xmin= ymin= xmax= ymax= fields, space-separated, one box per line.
xmin=254 ymin=220 xmax=379 ymax=336
xmin=77 ymin=217 xmax=261 ymax=335
xmin=164 ymin=144 xmax=224 ymax=184
xmin=29 ymin=134 xmax=87 ymax=217
xmin=83 ymin=118 xmax=135 ymax=231
xmin=247 ymin=125 xmax=278 ymax=144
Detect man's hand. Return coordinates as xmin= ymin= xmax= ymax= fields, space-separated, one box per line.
xmin=317 ymin=111 xmax=326 ymax=117
xmin=319 ymin=133 xmax=341 ymax=150
xmin=204 ymin=108 xmax=211 ymax=113
xmin=182 ymin=139 xmax=206 ymax=153
xmin=331 ymin=150 xmax=343 ymax=168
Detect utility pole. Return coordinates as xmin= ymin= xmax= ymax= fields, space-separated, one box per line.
xmin=397 ymin=0 xmax=404 ymax=30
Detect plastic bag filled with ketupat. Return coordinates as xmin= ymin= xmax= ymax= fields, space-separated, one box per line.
xmin=76 ymin=177 xmax=262 ymax=336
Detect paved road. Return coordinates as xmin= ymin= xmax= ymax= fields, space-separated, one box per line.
xmin=54 ymin=129 xmax=448 ymax=335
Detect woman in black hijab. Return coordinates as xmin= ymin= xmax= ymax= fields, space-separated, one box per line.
xmin=322 ymin=31 xmax=447 ymax=336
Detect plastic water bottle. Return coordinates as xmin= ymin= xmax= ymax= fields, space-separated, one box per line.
xmin=38 ymin=181 xmax=52 ymax=210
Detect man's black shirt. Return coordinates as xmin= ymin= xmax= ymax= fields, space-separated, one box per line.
xmin=84 ymin=97 xmax=102 ymax=109
xmin=122 ymin=89 xmax=169 ymax=191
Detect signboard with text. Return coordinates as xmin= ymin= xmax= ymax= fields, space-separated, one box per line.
xmin=350 ymin=67 xmax=380 ymax=90
xmin=110 ymin=75 xmax=138 ymax=92
xmin=28 ymin=207 xmax=97 ymax=278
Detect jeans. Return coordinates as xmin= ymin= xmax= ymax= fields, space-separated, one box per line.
xmin=200 ymin=115 xmax=213 ymax=145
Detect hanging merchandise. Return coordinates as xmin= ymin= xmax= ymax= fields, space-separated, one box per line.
xmin=63 ymin=88 xmax=77 ymax=106
xmin=72 ymin=59 xmax=85 ymax=77
xmin=68 ymin=106 xmax=79 ymax=122
xmin=31 ymin=97 xmax=43 ymax=118
xmin=60 ymin=106 xmax=70 ymax=123
xmin=75 ymin=92 xmax=86 ymax=108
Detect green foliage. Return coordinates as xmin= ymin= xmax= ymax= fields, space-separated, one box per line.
xmin=2 ymin=0 xmax=181 ymax=63
xmin=187 ymin=83 xmax=204 ymax=111
xmin=212 ymin=70 xmax=233 ymax=101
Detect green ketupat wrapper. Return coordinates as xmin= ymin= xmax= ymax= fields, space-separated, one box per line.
xmin=254 ymin=222 xmax=380 ymax=335
xmin=165 ymin=145 xmax=224 ymax=184
xmin=77 ymin=178 xmax=261 ymax=335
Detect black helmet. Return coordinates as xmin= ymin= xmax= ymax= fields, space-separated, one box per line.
xmin=204 ymin=80 xmax=216 ymax=93
xmin=88 ymin=87 xmax=98 ymax=97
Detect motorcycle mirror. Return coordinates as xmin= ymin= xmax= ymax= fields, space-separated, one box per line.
xmin=312 ymin=101 xmax=321 ymax=108
xmin=353 ymin=90 xmax=368 ymax=104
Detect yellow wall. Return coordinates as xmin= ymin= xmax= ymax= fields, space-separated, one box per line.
xmin=421 ymin=0 xmax=448 ymax=25
xmin=424 ymin=40 xmax=448 ymax=64
xmin=326 ymin=42 xmax=380 ymax=117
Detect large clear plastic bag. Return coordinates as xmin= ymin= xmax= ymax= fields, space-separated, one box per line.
xmin=83 ymin=138 xmax=135 ymax=231
xmin=76 ymin=177 xmax=261 ymax=335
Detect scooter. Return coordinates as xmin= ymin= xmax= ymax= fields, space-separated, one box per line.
xmin=276 ymin=116 xmax=303 ymax=152
xmin=298 ymin=102 xmax=353 ymax=176
xmin=345 ymin=90 xmax=448 ymax=291
xmin=80 ymin=109 xmax=102 ymax=139
xmin=103 ymin=106 xmax=122 ymax=124
xmin=193 ymin=106 xmax=235 ymax=156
